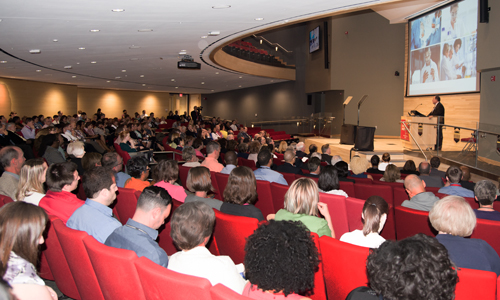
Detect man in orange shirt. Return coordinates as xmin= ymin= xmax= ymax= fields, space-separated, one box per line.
xmin=201 ymin=141 xmax=224 ymax=173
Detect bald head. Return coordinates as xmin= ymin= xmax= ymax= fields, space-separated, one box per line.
xmin=404 ymin=174 xmax=426 ymax=197
xmin=284 ymin=150 xmax=295 ymax=163
xmin=418 ymin=161 xmax=431 ymax=175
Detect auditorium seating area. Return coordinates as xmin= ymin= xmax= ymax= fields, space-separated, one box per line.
xmin=223 ymin=41 xmax=295 ymax=69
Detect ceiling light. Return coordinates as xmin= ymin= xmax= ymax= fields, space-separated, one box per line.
xmin=64 ymin=66 xmax=72 ymax=69
xmin=0 ymin=61 xmax=6 ymax=64
xmin=53 ymin=39 xmax=58 ymax=42
xmin=129 ymin=45 xmax=140 ymax=49
xmin=201 ymin=82 xmax=205 ymax=84
xmin=36 ymin=70 xmax=41 ymax=72
xmin=91 ymin=61 xmax=97 ymax=64
xmin=29 ymin=49 xmax=41 ymax=54
xmin=122 ymin=70 xmax=126 ymax=72
xmin=72 ymin=76 xmax=77 ymax=78
xmin=208 ymin=31 xmax=220 ymax=36
xmin=78 ymin=47 xmax=85 ymax=50
xmin=76 ymin=62 xmax=80 ymax=64
xmin=212 ymin=5 xmax=231 ymax=9
xmin=171 ymin=79 xmax=175 ymax=81
xmin=142 ymin=84 xmax=146 ymax=86
xmin=215 ymin=72 xmax=219 ymax=74
xmin=211 ymin=90 xmax=214 ymax=92
xmin=130 ymin=58 xmax=139 ymax=61
xmin=90 ymin=29 xmax=100 ymax=32
xmin=179 ymin=51 xmax=187 ymax=55
xmin=260 ymin=40 xmax=263 ymax=44
xmin=255 ymin=17 xmax=264 ymax=21
xmin=107 ymin=81 xmax=110 ymax=83
xmin=239 ymin=76 xmax=242 ymax=78
xmin=111 ymin=8 xmax=125 ymax=12
xmin=275 ymin=46 xmax=278 ymax=51
xmin=140 ymin=75 xmax=144 ymax=77
xmin=201 ymin=36 xmax=208 ymax=39
xmin=138 ymin=29 xmax=153 ymax=32
xmin=239 ymin=85 xmax=242 ymax=87
xmin=175 ymin=87 xmax=178 ymax=89
xmin=115 ymin=76 xmax=121 ymax=79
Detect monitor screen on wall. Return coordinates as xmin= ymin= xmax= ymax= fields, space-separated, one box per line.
xmin=407 ymin=0 xmax=479 ymax=96
xmin=309 ymin=26 xmax=320 ymax=53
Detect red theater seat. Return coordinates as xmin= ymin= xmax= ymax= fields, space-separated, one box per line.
xmin=0 ymin=194 xmax=13 ymax=207
xmin=240 ymin=158 xmax=257 ymax=170
xmin=178 ymin=165 xmax=190 ymax=190
xmin=339 ymin=181 xmax=355 ymax=197
xmin=354 ymin=184 xmax=393 ymax=207
xmin=210 ymin=171 xmax=222 ymax=200
xmin=349 ymin=177 xmax=372 ymax=184
xmin=310 ymin=233 xmax=327 ymax=300
xmin=393 ymin=186 xmax=409 ymax=207
xmin=319 ymin=236 xmax=369 ymax=300
xmin=115 ymin=188 xmax=139 ymax=224
xmin=394 ymin=206 xmax=436 ymax=239
xmin=215 ymin=172 xmax=230 ymax=199
xmin=255 ymin=180 xmax=276 ymax=217
xmin=455 ymin=267 xmax=496 ymax=300
xmin=471 ymin=218 xmax=500 ymax=257
xmin=281 ymin=172 xmax=296 ymax=185
xmin=270 ymin=182 xmax=288 ymax=212
xmin=53 ymin=219 xmax=105 ymax=300
xmin=318 ymin=193 xmax=349 ymax=238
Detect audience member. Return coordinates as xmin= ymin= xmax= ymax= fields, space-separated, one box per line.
xmin=380 ymin=164 xmax=403 ymax=183
xmin=237 ymin=142 xmax=249 ymax=159
xmin=124 ymin=156 xmax=151 ymax=191
xmin=305 ymin=157 xmax=321 ymax=177
xmin=16 ymin=158 xmax=47 ymax=205
xmin=340 ymin=196 xmax=388 ymax=248
xmin=430 ymin=156 xmax=446 ymax=178
xmin=247 ymin=141 xmax=261 ymax=164
xmin=192 ymin=138 xmax=205 ymax=158
xmin=0 ymin=202 xmax=57 ymax=300
xmin=366 ymin=155 xmax=384 ymax=174
xmin=185 ymin=167 xmax=222 ymax=210
xmin=295 ymin=142 xmax=306 ymax=158
xmin=181 ymin=146 xmax=201 ymax=167
xmin=221 ymin=151 xmax=238 ymax=174
xmin=473 ymin=180 xmax=500 ymax=221
xmin=201 ymin=141 xmax=224 ymax=173
xmin=82 ymin=152 xmax=102 ymax=173
xmin=39 ymin=134 xmax=66 ymax=165
xmin=334 ymin=161 xmax=355 ymax=183
xmin=307 ymin=144 xmax=317 ymax=159
xmin=418 ymin=161 xmax=444 ymax=187
xmin=320 ymin=144 xmax=332 ymax=164
xmin=105 ymin=186 xmax=172 ymax=267
xmin=253 ymin=150 xmax=287 ymax=186
xmin=67 ymin=141 xmax=85 ymax=175
xmin=153 ymin=160 xmax=187 ymax=202
xmin=378 ymin=153 xmax=390 ymax=171
xmin=430 ymin=195 xmax=500 ymax=275
xmin=67 ymin=167 xmax=120 ymax=243
xmin=243 ymin=220 xmax=319 ymax=299
xmin=39 ymin=162 xmax=83 ymax=224
xmin=402 ymin=174 xmax=440 ymax=211
xmin=168 ymin=201 xmax=246 ymax=293
xmin=349 ymin=156 xmax=373 ymax=180
xmin=276 ymin=150 xmax=303 ymax=175
xmin=318 ymin=165 xmax=347 ymax=197
xmin=347 ymin=234 xmax=457 ymax=300
xmin=272 ymin=177 xmax=334 ymax=237
xmin=277 ymin=141 xmax=287 ymax=154
xmin=221 ymin=166 xmax=264 ymax=221
xmin=101 ymin=152 xmax=131 ymax=188
xmin=460 ymin=166 xmax=475 ymax=191
xmin=0 ymin=146 xmax=25 ymax=200
xmin=400 ymin=160 xmax=419 ymax=175
xmin=438 ymin=166 xmax=474 ymax=197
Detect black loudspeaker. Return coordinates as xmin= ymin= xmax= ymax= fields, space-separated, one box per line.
xmin=354 ymin=126 xmax=376 ymax=151
xmin=480 ymin=0 xmax=489 ymax=23
xmin=340 ymin=124 xmax=357 ymax=145
xmin=324 ymin=21 xmax=329 ymax=69
xmin=307 ymin=94 xmax=312 ymax=105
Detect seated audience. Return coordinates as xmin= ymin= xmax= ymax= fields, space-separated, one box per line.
xmin=105 ymin=186 xmax=171 ymax=267
xmin=430 ymin=195 xmax=500 ymax=275
xmin=473 ymin=180 xmax=500 ymax=221
xmin=101 ymin=152 xmax=131 ymax=188
xmin=39 ymin=134 xmax=66 ymax=165
xmin=276 ymin=150 xmax=303 ymax=175
xmin=366 ymin=155 xmax=384 ymax=174
xmin=438 ymin=166 xmax=474 ymax=198
xmin=192 ymin=138 xmax=205 ymax=158
xmin=237 ymin=142 xmax=249 ymax=159
xmin=418 ymin=161 xmax=444 ymax=188
xmin=277 ymin=141 xmax=287 ymax=154
xmin=402 ymin=174 xmax=440 ymax=211
xmin=201 ymin=141 xmax=224 ymax=173
xmin=400 ymin=160 xmax=419 ymax=175
xmin=305 ymin=157 xmax=321 ymax=177
xmin=221 ymin=166 xmax=264 ymax=221
xmin=39 ymin=162 xmax=83 ymax=224
xmin=334 ymin=161 xmax=355 ymax=183
xmin=318 ymin=165 xmax=348 ymax=197
xmin=347 ymin=234 xmax=457 ymax=300
xmin=380 ymin=164 xmax=403 ymax=183
xmin=378 ymin=153 xmax=390 ymax=171
xmin=66 ymin=141 xmax=85 ymax=175
xmin=349 ymin=156 xmax=373 ymax=180
xmin=0 ymin=146 xmax=25 ymax=200
xmin=4 ymin=123 xmax=35 ymax=160
xmin=307 ymin=144 xmax=317 ymax=159
xmin=272 ymin=178 xmax=334 ymax=237
xmin=460 ymin=166 xmax=476 ymax=191
xmin=221 ymin=151 xmax=238 ymax=174
xmin=181 ymin=146 xmax=201 ymax=167
xmin=295 ymin=142 xmax=306 ymax=158
xmin=168 ymin=201 xmax=247 ymax=293
xmin=16 ymin=158 xmax=47 ymax=205
xmin=124 ymin=156 xmax=151 ymax=191
xmin=320 ymin=144 xmax=332 ymax=164
xmin=247 ymin=141 xmax=261 ymax=164
xmin=243 ymin=220 xmax=319 ymax=299
xmin=185 ymin=167 xmax=223 ymax=210
xmin=82 ymin=152 xmax=102 ymax=173
xmin=119 ymin=131 xmax=146 ymax=152
xmin=0 ymin=202 xmax=57 ymax=300
xmin=253 ymin=150 xmax=287 ymax=186
xmin=340 ymin=196 xmax=388 ymax=248
xmin=67 ymin=167 xmax=121 ymax=243
xmin=430 ymin=156 xmax=446 ymax=178
xmin=330 ymin=155 xmax=342 ymax=166
xmin=153 ymin=160 xmax=187 ymax=202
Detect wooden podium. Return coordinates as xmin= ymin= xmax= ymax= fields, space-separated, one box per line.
xmin=400 ymin=116 xmax=438 ymax=150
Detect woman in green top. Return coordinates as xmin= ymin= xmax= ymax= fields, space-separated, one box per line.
xmin=269 ymin=177 xmax=335 ymax=238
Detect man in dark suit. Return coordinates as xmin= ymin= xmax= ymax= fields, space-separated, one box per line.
xmin=190 ymin=107 xmax=201 ymax=123
xmin=304 ymin=157 xmax=321 ymax=178
xmin=429 ymin=156 xmax=446 ymax=179
xmin=320 ymin=144 xmax=333 ymax=165
xmin=295 ymin=142 xmax=307 ymax=158
xmin=418 ymin=161 xmax=443 ymax=188
xmin=427 ymin=95 xmax=445 ymax=150
xmin=276 ymin=150 xmax=303 ymax=175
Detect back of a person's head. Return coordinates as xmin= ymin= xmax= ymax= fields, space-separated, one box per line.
xmin=350 ymin=156 xmax=368 ymax=175
xmin=249 ymin=141 xmax=261 ymax=154
xmin=309 ymin=144 xmax=317 ymax=154
xmin=308 ymin=157 xmax=321 ymax=173
xmin=460 ymin=166 xmax=471 ymax=181
xmin=403 ymin=160 xmax=416 ymax=171
xmin=383 ymin=164 xmax=401 ymax=183
xmin=39 ymin=134 xmax=58 ymax=156
xmin=381 ymin=153 xmax=390 ymax=162
xmin=170 ymin=201 xmax=215 ymax=251
xmin=244 ymin=220 xmax=319 ymax=297
xmin=370 ymin=155 xmax=380 ymax=167
xmin=296 ymin=142 xmax=304 ymax=151
xmin=430 ymin=156 xmax=441 ymax=168
xmin=237 ymin=142 xmax=248 ymax=153
xmin=367 ymin=234 xmax=457 ymax=300
xmin=257 ymin=150 xmax=272 ymax=167
xmin=223 ymin=166 xmax=257 ymax=205
xmin=318 ymin=165 xmax=339 ymax=192
xmin=418 ymin=161 xmax=431 ymax=175
xmin=186 ymin=166 xmax=213 ymax=193
xmin=224 ymin=151 xmax=237 ymax=165
xmin=82 ymin=166 xmax=114 ymax=199
xmin=283 ymin=150 xmax=294 ymax=163
xmin=333 ymin=161 xmax=349 ymax=177
xmin=429 ymin=196 xmax=476 ymax=237
xmin=16 ymin=158 xmax=46 ymax=200
xmin=321 ymin=144 xmax=329 ymax=154
xmin=66 ymin=141 xmax=85 ymax=157
xmin=474 ymin=180 xmax=497 ymax=206
xmin=82 ymin=152 xmax=102 ymax=172
xmin=446 ymin=166 xmax=462 ymax=183
xmin=285 ymin=177 xmax=318 ymax=216
xmin=136 ymin=186 xmax=172 ymax=212
xmin=101 ymin=152 xmax=120 ymax=169
xmin=192 ymin=138 xmax=203 ymax=149
xmin=0 ymin=147 xmax=19 ymax=169
xmin=206 ymin=141 xmax=220 ymax=155
xmin=331 ymin=155 xmax=342 ymax=166
xmin=182 ymin=146 xmax=196 ymax=161
xmin=46 ymin=162 xmax=77 ymax=191
xmin=404 ymin=174 xmax=424 ymax=192
xmin=154 ymin=160 xmax=178 ymax=182
xmin=362 ymin=196 xmax=389 ymax=236
xmin=126 ymin=156 xmax=148 ymax=179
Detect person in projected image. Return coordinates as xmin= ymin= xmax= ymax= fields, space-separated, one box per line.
xmin=452 ymin=39 xmax=466 ymax=78
xmin=441 ymin=43 xmax=460 ymax=81
xmin=426 ymin=10 xmax=442 ymax=46
xmin=443 ymin=3 xmax=465 ymax=42
xmin=420 ymin=47 xmax=439 ymax=83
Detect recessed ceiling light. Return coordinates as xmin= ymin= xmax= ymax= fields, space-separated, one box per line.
xmin=201 ymin=36 xmax=208 ymax=39
xmin=122 ymin=70 xmax=126 ymax=72
xmin=115 ymin=76 xmax=121 ymax=79
xmin=201 ymin=82 xmax=205 ymax=84
xmin=270 ymin=80 xmax=274 ymax=82
xmin=239 ymin=76 xmax=242 ymax=78
xmin=53 ymin=39 xmax=58 ymax=42
xmin=255 ymin=17 xmax=264 ymax=21
xmin=64 ymin=66 xmax=72 ymax=69
xmin=208 ymin=31 xmax=220 ymax=36
xmin=107 ymin=81 xmax=110 ymax=83
xmin=140 ymin=75 xmax=145 ymax=77
xmin=130 ymin=58 xmax=139 ymax=61
xmin=142 ymin=84 xmax=146 ymax=86
xmin=239 ymin=85 xmax=242 ymax=87
xmin=76 ymin=62 xmax=80 ymax=64
xmin=212 ymin=5 xmax=231 ymax=9
xmin=78 ymin=47 xmax=85 ymax=50
xmin=215 ymin=72 xmax=219 ymax=74
xmin=211 ymin=90 xmax=214 ymax=92
xmin=175 ymin=87 xmax=178 ymax=89
xmin=36 ymin=70 xmax=41 ymax=72
xmin=129 ymin=45 xmax=141 ymax=49
xmin=29 ymin=49 xmax=41 ymax=54
xmin=138 ymin=29 xmax=153 ymax=32
xmin=91 ymin=61 xmax=97 ymax=64
xmin=0 ymin=61 xmax=6 ymax=64
xmin=111 ymin=8 xmax=125 ymax=12
xmin=90 ymin=29 xmax=100 ymax=32
xmin=171 ymin=79 xmax=175 ymax=82
xmin=72 ymin=76 xmax=77 ymax=78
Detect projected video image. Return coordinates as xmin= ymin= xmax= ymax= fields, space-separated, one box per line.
xmin=408 ymin=0 xmax=479 ymax=96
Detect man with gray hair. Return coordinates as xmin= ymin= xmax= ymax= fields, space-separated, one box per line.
xmin=295 ymin=142 xmax=306 ymax=158
xmin=276 ymin=150 xmax=303 ymax=175
xmin=0 ymin=146 xmax=25 ymax=200
xmin=402 ymin=174 xmax=440 ymax=211
xmin=201 ymin=141 xmax=223 ymax=173
xmin=181 ymin=146 xmax=201 ymax=168
xmin=473 ymin=180 xmax=500 ymax=221
xmin=418 ymin=161 xmax=443 ymax=188
xmin=101 ymin=152 xmax=131 ymax=188
xmin=321 ymin=144 xmax=332 ymax=165
xmin=331 ymin=155 xmax=342 ymax=166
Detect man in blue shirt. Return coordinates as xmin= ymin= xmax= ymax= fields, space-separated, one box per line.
xmin=105 ymin=186 xmax=172 ymax=267
xmin=67 ymin=167 xmax=121 ymax=243
xmin=438 ymin=166 xmax=474 ymax=198
xmin=253 ymin=150 xmax=288 ymax=186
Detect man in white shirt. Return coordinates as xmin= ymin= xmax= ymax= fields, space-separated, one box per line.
xmin=420 ymin=48 xmax=439 ymax=83
xmin=21 ymin=118 xmax=36 ymax=140
xmin=442 ymin=3 xmax=466 ymax=42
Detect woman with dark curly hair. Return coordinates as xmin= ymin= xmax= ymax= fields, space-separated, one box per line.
xmin=243 ymin=220 xmax=319 ymax=300
xmin=347 ymin=233 xmax=458 ymax=300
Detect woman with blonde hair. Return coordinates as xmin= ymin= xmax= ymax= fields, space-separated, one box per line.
xmin=381 ymin=164 xmax=403 ymax=183
xmin=340 ymin=196 xmax=388 ymax=248
xmin=277 ymin=141 xmax=288 ymax=154
xmin=272 ymin=177 xmax=334 ymax=238
xmin=349 ymin=156 xmax=373 ymax=180
xmin=16 ymin=158 xmax=48 ymax=205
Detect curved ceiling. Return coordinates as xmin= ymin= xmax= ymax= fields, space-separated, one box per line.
xmin=0 ymin=0 xmax=439 ymax=94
